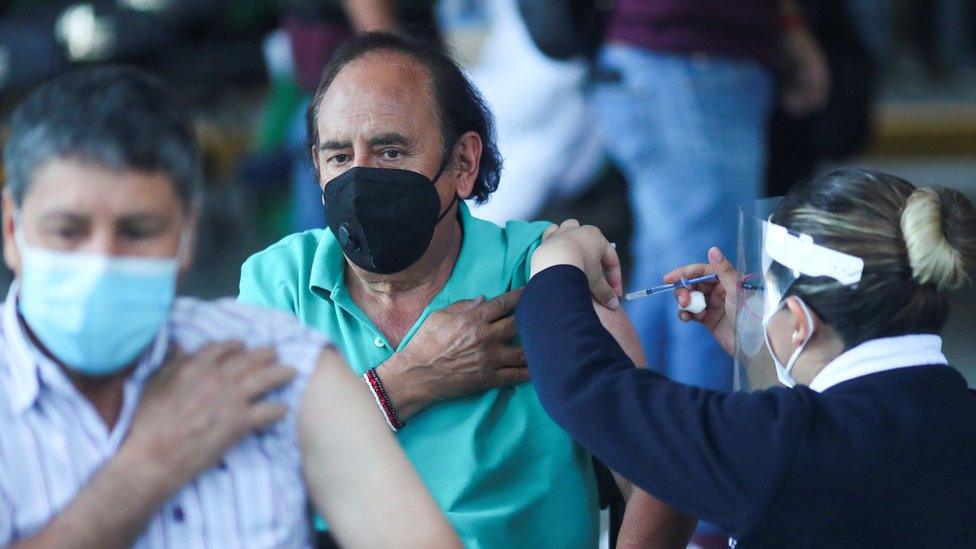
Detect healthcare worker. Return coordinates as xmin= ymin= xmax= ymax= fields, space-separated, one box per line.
xmin=514 ymin=167 xmax=976 ymax=547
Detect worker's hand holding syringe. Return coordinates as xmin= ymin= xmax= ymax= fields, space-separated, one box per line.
xmin=664 ymin=248 xmax=740 ymax=357
xmin=622 ymin=274 xmax=717 ymax=313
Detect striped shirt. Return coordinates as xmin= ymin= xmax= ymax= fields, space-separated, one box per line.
xmin=0 ymin=285 xmax=329 ymax=547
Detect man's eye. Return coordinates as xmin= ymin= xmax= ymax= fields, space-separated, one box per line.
xmin=55 ymin=228 xmax=84 ymax=240
xmin=380 ymin=149 xmax=402 ymax=160
xmin=121 ymin=227 xmax=156 ymax=239
xmin=329 ymin=154 xmax=351 ymax=164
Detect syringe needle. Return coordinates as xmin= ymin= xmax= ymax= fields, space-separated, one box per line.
xmin=622 ymin=274 xmax=719 ymax=302
xmin=623 ymin=284 xmax=671 ymax=301
xmin=623 ymin=290 xmax=650 ymax=301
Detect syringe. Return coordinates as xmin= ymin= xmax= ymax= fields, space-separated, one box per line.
xmin=623 ymin=274 xmax=719 ymax=301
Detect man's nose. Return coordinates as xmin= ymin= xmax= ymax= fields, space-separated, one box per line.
xmin=80 ymin=231 xmax=124 ymax=256
xmin=353 ymin=152 xmax=378 ymax=169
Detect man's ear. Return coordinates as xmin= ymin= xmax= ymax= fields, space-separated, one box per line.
xmin=450 ymin=131 xmax=482 ymax=200
xmin=784 ymin=296 xmax=819 ymax=345
xmin=2 ymin=192 xmax=21 ymax=275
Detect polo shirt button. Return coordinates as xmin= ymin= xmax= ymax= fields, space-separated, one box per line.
xmin=373 ymin=337 xmax=384 ymax=348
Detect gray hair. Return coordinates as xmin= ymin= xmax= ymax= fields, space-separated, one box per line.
xmin=4 ymin=66 xmax=198 ymax=207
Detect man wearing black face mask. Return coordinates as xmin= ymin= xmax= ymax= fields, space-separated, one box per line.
xmin=323 ymin=161 xmax=456 ymax=275
xmin=239 ymin=32 xmax=694 ymax=548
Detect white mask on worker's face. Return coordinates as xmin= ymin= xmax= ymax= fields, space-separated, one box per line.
xmin=762 ymin=297 xmax=816 ymax=388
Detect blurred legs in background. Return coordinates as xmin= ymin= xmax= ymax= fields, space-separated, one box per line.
xmin=593 ymin=45 xmax=773 ymax=391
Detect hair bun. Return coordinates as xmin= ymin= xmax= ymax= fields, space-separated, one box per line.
xmin=900 ymin=186 xmax=976 ymax=290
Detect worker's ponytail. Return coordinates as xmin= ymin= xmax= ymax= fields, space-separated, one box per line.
xmin=901 ymin=186 xmax=976 ymax=291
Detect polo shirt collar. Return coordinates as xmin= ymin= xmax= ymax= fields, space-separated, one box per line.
xmin=308 ymin=201 xmax=478 ymax=303
xmin=809 ymin=334 xmax=948 ymax=392
xmin=3 ymin=280 xmax=171 ymax=415
xmin=308 ymin=221 xmax=347 ymax=297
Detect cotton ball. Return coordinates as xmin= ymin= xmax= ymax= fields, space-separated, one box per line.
xmin=679 ymin=291 xmax=707 ymax=314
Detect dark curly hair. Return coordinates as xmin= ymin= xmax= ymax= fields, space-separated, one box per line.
xmin=306 ymin=31 xmax=502 ymax=204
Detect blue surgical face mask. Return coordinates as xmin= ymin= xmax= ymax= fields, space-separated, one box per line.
xmin=15 ymin=225 xmax=180 ymax=376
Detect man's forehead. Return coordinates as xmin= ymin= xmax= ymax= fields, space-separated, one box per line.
xmin=21 ymin=159 xmax=182 ymax=216
xmin=317 ymin=52 xmax=438 ymax=138
xmin=330 ymin=51 xmax=433 ymax=98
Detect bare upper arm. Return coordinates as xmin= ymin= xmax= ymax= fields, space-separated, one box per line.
xmin=617 ymin=489 xmax=698 ymax=549
xmin=592 ymin=299 xmax=648 ymax=369
xmin=589 ymin=299 xmax=648 ymax=497
xmin=298 ymin=348 xmax=460 ymax=549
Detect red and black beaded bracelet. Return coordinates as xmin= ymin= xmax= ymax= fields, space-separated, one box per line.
xmin=364 ymin=368 xmax=405 ymax=431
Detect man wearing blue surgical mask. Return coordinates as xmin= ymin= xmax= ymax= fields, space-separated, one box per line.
xmin=0 ymin=66 xmax=459 ymax=548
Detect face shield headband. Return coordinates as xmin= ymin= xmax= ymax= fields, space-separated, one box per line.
xmin=734 ymin=199 xmax=864 ymax=391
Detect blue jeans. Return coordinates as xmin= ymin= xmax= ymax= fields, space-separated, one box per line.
xmin=592 ymin=45 xmax=772 ymax=391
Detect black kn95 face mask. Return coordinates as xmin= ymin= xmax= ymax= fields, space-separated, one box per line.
xmin=323 ymin=165 xmax=457 ymax=274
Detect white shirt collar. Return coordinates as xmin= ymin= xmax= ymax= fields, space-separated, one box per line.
xmin=2 ymin=280 xmax=170 ymax=415
xmin=808 ymin=334 xmax=947 ymax=392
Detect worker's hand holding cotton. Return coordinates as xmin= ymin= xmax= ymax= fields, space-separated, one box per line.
xmin=679 ymin=291 xmax=707 ymax=314
xmin=665 ymin=247 xmax=739 ymax=356
xmin=531 ymin=220 xmax=623 ymax=309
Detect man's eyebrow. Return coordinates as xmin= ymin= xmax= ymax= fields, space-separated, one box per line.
xmin=368 ymin=133 xmax=409 ymax=147
xmin=39 ymin=211 xmax=88 ymax=224
xmin=316 ymin=133 xmax=410 ymax=151
xmin=317 ymin=139 xmax=352 ymax=151
xmin=118 ymin=212 xmax=172 ymax=225
xmin=39 ymin=211 xmax=172 ymax=227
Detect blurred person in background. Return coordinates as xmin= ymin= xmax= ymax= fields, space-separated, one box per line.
xmin=239 ymin=31 xmax=696 ymax=548
xmin=591 ymin=0 xmax=830 ymax=397
xmin=766 ymin=0 xmax=877 ymax=196
xmin=903 ymin=0 xmax=974 ymax=80
xmin=468 ymin=0 xmax=605 ymax=225
xmin=0 ymin=66 xmax=459 ymax=548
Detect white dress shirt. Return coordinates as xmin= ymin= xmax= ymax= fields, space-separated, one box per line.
xmin=0 ymin=286 xmax=329 ymax=547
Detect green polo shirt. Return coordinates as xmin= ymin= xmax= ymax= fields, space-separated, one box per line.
xmin=239 ymin=203 xmax=599 ymax=548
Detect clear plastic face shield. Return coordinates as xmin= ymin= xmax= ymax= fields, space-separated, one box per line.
xmin=734 ymin=199 xmax=865 ymax=391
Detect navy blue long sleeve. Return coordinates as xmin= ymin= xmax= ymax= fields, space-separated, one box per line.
xmin=515 ymin=265 xmax=976 ymax=545
xmin=516 ymin=265 xmax=809 ymax=535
